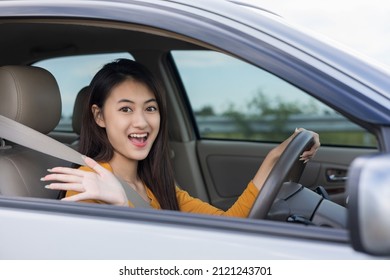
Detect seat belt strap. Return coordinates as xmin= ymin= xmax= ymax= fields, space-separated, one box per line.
xmin=116 ymin=177 xmax=151 ymax=208
xmin=0 ymin=115 xmax=151 ymax=208
xmin=0 ymin=115 xmax=84 ymax=165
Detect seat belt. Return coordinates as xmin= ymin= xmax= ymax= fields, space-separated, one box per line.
xmin=0 ymin=115 xmax=152 ymax=208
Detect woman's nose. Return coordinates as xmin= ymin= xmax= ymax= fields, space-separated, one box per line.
xmin=132 ymin=111 xmax=148 ymax=128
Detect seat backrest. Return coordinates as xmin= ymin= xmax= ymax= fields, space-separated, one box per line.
xmin=72 ymin=85 xmax=90 ymax=136
xmin=70 ymin=85 xmax=89 ymax=149
xmin=0 ymin=65 xmax=71 ymax=199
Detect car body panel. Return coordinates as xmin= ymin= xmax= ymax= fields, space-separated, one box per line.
xmin=0 ymin=197 xmax=373 ymax=260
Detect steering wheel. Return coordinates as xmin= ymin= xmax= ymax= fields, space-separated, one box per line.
xmin=248 ymin=130 xmax=315 ymax=219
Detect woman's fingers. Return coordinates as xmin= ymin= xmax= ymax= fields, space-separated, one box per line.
xmin=42 ymin=172 xmax=83 ymax=184
xmin=296 ymin=128 xmax=320 ymax=163
xmin=45 ymin=183 xmax=85 ymax=192
xmin=83 ymin=156 xmax=110 ymax=176
xmin=42 ymin=156 xmax=128 ymax=206
xmin=47 ymin=166 xmax=85 ymax=176
xmin=41 ymin=159 xmax=101 ymax=183
xmin=301 ymin=143 xmax=319 ymax=158
xmin=41 ymin=167 xmax=85 ymax=186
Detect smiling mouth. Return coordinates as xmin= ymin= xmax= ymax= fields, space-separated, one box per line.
xmin=128 ymin=133 xmax=148 ymax=146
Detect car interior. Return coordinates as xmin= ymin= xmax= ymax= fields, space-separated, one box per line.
xmin=0 ymin=19 xmax=379 ymax=228
xmin=0 ymin=65 xmax=71 ymax=199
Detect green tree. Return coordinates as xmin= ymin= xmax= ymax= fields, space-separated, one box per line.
xmin=194 ymin=105 xmax=215 ymax=116
xmin=222 ymin=103 xmax=253 ymax=138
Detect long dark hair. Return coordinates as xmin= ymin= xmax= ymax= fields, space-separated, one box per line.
xmin=78 ymin=59 xmax=179 ymax=210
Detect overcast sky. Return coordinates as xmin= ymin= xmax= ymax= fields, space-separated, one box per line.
xmin=258 ymin=0 xmax=390 ymax=69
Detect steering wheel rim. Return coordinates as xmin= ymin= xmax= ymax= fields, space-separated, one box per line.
xmin=248 ymin=130 xmax=315 ymax=219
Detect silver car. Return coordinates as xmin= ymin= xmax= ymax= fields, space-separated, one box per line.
xmin=0 ymin=0 xmax=389 ymax=261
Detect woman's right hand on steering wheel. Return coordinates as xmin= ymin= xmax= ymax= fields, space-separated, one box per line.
xmin=252 ymin=128 xmax=320 ymax=191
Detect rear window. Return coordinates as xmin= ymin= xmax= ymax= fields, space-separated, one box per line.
xmin=33 ymin=52 xmax=134 ymax=132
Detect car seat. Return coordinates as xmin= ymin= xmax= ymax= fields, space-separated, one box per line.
xmin=70 ymin=85 xmax=90 ymax=150
xmin=0 ymin=65 xmax=71 ymax=198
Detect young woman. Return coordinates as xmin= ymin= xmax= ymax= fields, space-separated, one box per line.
xmin=42 ymin=59 xmax=320 ymax=217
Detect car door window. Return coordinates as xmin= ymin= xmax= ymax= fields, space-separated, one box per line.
xmin=33 ymin=53 xmax=134 ymax=132
xmin=171 ymin=50 xmax=376 ymax=147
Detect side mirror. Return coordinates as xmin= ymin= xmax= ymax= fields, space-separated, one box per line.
xmin=348 ymin=153 xmax=390 ymax=256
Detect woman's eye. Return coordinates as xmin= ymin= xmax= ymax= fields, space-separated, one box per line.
xmin=120 ymin=107 xmax=132 ymax=113
xmin=146 ymin=106 xmax=158 ymax=112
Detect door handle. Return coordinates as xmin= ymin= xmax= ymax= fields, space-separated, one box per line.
xmin=326 ymin=168 xmax=348 ymax=182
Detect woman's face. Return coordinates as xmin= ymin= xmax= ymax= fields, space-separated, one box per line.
xmin=92 ymin=79 xmax=160 ymax=163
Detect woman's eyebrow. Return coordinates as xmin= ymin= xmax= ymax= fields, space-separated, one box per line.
xmin=145 ymin=98 xmax=157 ymax=104
xmin=117 ymin=98 xmax=157 ymax=104
xmin=117 ymin=98 xmax=134 ymax=104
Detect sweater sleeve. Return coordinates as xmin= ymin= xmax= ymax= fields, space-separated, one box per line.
xmin=176 ymin=181 xmax=259 ymax=218
xmin=66 ymin=163 xmax=259 ymax=215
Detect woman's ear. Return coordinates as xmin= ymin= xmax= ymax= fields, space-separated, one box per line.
xmin=92 ymin=104 xmax=106 ymax=128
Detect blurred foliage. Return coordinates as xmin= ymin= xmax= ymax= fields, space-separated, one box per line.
xmin=193 ymin=90 xmax=377 ymax=148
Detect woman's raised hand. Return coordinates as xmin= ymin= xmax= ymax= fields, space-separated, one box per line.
xmin=41 ymin=156 xmax=128 ymax=206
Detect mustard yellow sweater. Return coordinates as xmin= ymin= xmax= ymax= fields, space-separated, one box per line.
xmin=66 ymin=162 xmax=259 ymax=218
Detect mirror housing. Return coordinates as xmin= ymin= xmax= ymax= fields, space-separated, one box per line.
xmin=348 ymin=153 xmax=390 ymax=256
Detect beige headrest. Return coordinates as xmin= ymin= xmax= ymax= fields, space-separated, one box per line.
xmin=72 ymin=86 xmax=90 ymax=135
xmin=0 ymin=66 xmax=61 ymax=134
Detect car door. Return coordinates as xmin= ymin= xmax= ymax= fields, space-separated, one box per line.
xmin=169 ymin=50 xmax=377 ymax=210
